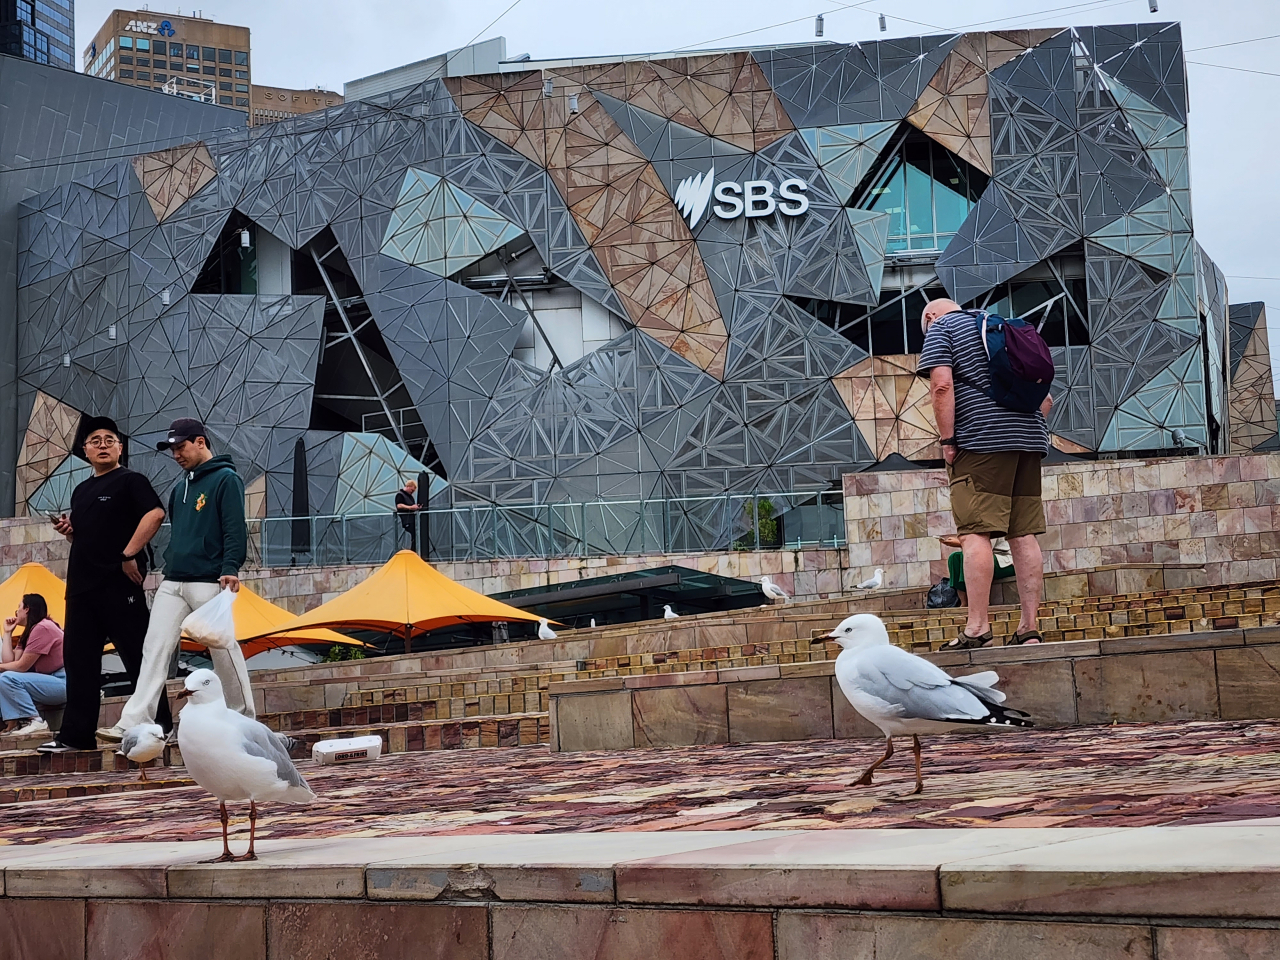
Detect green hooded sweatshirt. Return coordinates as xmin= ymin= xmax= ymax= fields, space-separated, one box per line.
xmin=163 ymin=453 xmax=247 ymax=581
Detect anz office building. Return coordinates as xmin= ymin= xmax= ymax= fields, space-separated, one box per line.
xmin=11 ymin=23 xmax=1275 ymax=558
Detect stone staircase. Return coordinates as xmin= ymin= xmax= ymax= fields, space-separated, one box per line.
xmin=3 ymin=575 xmax=1277 ymax=783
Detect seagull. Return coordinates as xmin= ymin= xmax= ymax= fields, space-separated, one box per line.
xmin=760 ymin=575 xmax=789 ymax=601
xmin=538 ymin=618 xmax=557 ymax=640
xmin=824 ymin=614 xmax=1033 ymax=794
xmin=589 ymin=618 xmax=597 ymax=628
xmin=117 ymin=723 xmax=166 ymax=781
xmin=663 ymin=604 xmax=678 ymax=619
xmin=856 ymin=568 xmax=884 ymax=589
xmin=177 ymin=669 xmax=315 ymax=862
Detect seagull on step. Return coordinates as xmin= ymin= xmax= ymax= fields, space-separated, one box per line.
xmin=760 ymin=576 xmax=789 ymax=601
xmin=177 ymin=669 xmax=315 ymax=862
xmin=663 ymin=604 xmax=678 ymax=619
xmin=856 ymin=568 xmax=884 ymax=589
xmin=117 ymin=723 xmax=166 ymax=781
xmin=824 ymin=614 xmax=1033 ymax=794
xmin=538 ymin=618 xmax=558 ymax=640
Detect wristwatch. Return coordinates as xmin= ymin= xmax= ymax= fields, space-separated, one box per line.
xmin=121 ymin=550 xmax=139 ymax=562
xmin=939 ymin=437 xmax=958 ymax=447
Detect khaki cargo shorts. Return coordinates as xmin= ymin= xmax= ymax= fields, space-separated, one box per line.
xmin=946 ymin=450 xmax=1046 ymax=539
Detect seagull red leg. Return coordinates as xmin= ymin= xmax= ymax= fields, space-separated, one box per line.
xmin=199 ymin=802 xmax=236 ymax=863
xmin=910 ymin=735 xmax=923 ymax=795
xmin=232 ymin=801 xmax=258 ymax=862
xmin=137 ymin=762 xmax=149 ymax=782
xmin=853 ymin=736 xmax=894 ymax=786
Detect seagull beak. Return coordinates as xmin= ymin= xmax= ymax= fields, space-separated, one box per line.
xmin=176 ymin=689 xmax=192 ymax=700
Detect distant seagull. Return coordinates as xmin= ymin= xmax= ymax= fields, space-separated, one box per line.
xmin=177 ymin=669 xmax=315 ymax=862
xmin=760 ymin=575 xmax=789 ymax=601
xmin=538 ymin=618 xmax=558 ymax=640
xmin=856 ymin=568 xmax=884 ymax=589
xmin=824 ymin=614 xmax=1033 ymax=794
xmin=589 ymin=618 xmax=597 ymax=628
xmin=663 ymin=604 xmax=678 ymax=619
xmin=117 ymin=723 xmax=166 ymax=781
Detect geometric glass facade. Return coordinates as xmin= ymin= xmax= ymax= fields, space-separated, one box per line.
xmin=11 ymin=22 xmax=1264 ymax=540
xmin=0 ymin=0 xmax=73 ymax=68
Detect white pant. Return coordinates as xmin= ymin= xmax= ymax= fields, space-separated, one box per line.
xmin=117 ymin=580 xmax=255 ymax=729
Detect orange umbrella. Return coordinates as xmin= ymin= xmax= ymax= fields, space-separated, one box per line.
xmin=0 ymin=562 xmax=66 ymax=633
xmin=192 ymin=586 xmax=369 ymax=658
xmin=265 ymin=550 xmax=546 ymax=653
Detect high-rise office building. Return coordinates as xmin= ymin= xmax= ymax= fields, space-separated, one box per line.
xmin=82 ymin=9 xmax=341 ymax=125
xmin=0 ymin=0 xmax=74 ymax=68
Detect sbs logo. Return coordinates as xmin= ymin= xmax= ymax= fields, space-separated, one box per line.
xmin=674 ymin=166 xmax=810 ymax=228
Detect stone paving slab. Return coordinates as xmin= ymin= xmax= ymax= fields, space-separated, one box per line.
xmin=0 ymin=719 xmax=1274 ymax=848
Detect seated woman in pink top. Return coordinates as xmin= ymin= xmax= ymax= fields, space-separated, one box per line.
xmin=0 ymin=593 xmax=65 ymax=738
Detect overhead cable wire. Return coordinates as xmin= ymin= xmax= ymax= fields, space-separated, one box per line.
xmin=1186 ymin=61 xmax=1280 ymax=79
xmin=1187 ymin=33 xmax=1280 ymax=53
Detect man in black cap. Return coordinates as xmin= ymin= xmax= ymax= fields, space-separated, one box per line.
xmin=98 ymin=418 xmax=253 ymax=743
xmin=38 ymin=417 xmax=171 ymax=753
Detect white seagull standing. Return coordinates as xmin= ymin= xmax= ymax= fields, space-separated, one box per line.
xmin=824 ymin=614 xmax=1033 ymax=794
xmin=538 ymin=618 xmax=558 ymax=640
xmin=760 ymin=576 xmax=789 ymax=601
xmin=117 ymin=723 xmax=167 ymax=781
xmin=662 ymin=604 xmax=678 ymax=619
xmin=856 ymin=568 xmax=885 ymax=589
xmin=177 ymin=669 xmax=316 ymax=862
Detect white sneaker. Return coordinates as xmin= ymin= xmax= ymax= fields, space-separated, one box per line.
xmin=9 ymin=718 xmax=49 ymax=738
xmin=96 ymin=725 xmax=125 ymax=743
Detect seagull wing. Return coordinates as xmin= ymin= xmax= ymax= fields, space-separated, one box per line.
xmin=118 ymin=729 xmax=140 ymax=758
xmin=230 ymin=713 xmax=316 ymax=801
xmin=852 ymin=645 xmax=990 ymax=722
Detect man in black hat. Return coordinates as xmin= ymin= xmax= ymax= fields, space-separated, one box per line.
xmin=38 ymin=417 xmax=171 ymax=753
xmin=98 ymin=418 xmax=252 ymax=743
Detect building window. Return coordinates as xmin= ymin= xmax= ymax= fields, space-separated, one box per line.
xmin=234 ymin=50 xmax=248 ymax=65
xmin=202 ymin=46 xmax=215 ymax=60
xmin=186 ymin=44 xmax=198 ymax=58
xmin=235 ymin=83 xmax=248 ymax=93
xmin=119 ymin=69 xmax=133 ymax=78
xmin=203 ymin=65 xmax=216 ymax=75
xmin=119 ymin=54 xmax=132 ymax=64
xmin=218 ymin=48 xmax=231 ymax=62
xmin=169 ymin=42 xmax=182 ymax=56
xmin=154 ymin=72 xmax=166 ymax=82
xmin=219 ymin=81 xmax=231 ymax=91
xmin=219 ymin=67 xmax=230 ymax=77
xmin=136 ymin=38 xmax=149 ymax=52
xmin=135 ymin=57 xmax=149 ymax=66
xmin=137 ymin=71 xmax=149 ymax=80
xmin=862 ymin=128 xmax=987 ymax=254
xmin=118 ymin=36 xmax=132 ymax=49
xmin=219 ymin=95 xmax=232 ymax=104
xmin=236 ymin=97 xmax=249 ymax=106
xmin=235 ymin=70 xmax=247 ymax=79
xmin=186 ymin=63 xmax=199 ymax=72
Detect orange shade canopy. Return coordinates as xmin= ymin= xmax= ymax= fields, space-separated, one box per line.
xmin=0 ymin=563 xmax=66 ymax=631
xmin=265 ymin=550 xmax=544 ymax=641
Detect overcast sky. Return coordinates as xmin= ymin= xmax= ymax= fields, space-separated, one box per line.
xmin=76 ymin=0 xmax=1280 ymax=382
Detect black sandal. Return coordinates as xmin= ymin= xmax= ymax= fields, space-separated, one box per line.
xmin=1008 ymin=630 xmax=1043 ymax=645
xmin=941 ymin=629 xmax=993 ymax=650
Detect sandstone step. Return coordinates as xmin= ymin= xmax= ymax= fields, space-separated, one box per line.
xmin=0 ymin=745 xmax=180 ymax=780
xmin=259 ymin=689 xmax=549 ymax=734
xmin=276 ymin=712 xmax=549 ymax=753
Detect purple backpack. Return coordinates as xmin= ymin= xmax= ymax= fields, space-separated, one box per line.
xmin=963 ymin=311 xmax=1055 ymax=414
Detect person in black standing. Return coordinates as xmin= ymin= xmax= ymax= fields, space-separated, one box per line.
xmin=394 ymin=479 xmax=420 ymax=554
xmin=37 ymin=417 xmax=170 ymax=753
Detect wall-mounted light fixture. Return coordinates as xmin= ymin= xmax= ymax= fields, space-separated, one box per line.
xmin=542 ymin=78 xmax=553 ymax=97
xmin=815 ymin=14 xmax=824 ymax=37
xmin=568 ymin=94 xmax=579 ymax=114
xmin=62 ymin=353 xmax=70 ymax=368
xmin=239 ymin=228 xmax=251 ymax=248
xmin=108 ymin=324 xmax=117 ymax=340
xmin=161 ymin=287 xmax=170 ymax=306
xmin=1148 ymin=0 xmax=1158 ymax=10
xmin=879 ymin=13 xmax=887 ymax=31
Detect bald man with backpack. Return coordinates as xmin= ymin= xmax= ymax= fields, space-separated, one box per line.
xmin=918 ymin=298 xmax=1055 ymax=651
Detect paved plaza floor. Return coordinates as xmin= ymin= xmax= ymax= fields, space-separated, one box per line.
xmin=1 ymin=718 xmax=1277 ymax=846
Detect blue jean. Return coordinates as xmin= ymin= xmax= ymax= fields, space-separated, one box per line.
xmin=0 ymin=668 xmax=66 ymax=721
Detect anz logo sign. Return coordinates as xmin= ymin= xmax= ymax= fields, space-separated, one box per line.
xmin=126 ymin=19 xmax=176 ymax=36
xmin=673 ymin=166 xmax=810 ymax=229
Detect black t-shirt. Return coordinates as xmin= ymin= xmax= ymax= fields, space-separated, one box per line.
xmin=394 ymin=490 xmax=415 ymax=529
xmin=66 ymin=467 xmax=164 ymax=597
